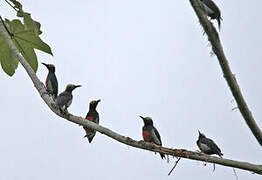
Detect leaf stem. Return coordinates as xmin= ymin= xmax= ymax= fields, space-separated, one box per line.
xmin=4 ymin=0 xmax=18 ymax=12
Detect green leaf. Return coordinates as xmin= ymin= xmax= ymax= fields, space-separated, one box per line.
xmin=22 ymin=13 xmax=42 ymax=35
xmin=0 ymin=34 xmax=19 ymax=76
xmin=1 ymin=1 xmax=52 ymax=76
xmin=6 ymin=19 xmax=52 ymax=55
xmin=10 ymin=0 xmax=23 ymax=11
xmin=10 ymin=0 xmax=43 ymax=35
xmin=16 ymin=11 xmax=24 ymax=17
xmin=13 ymin=35 xmax=38 ymax=72
xmin=1 ymin=19 xmax=52 ymax=74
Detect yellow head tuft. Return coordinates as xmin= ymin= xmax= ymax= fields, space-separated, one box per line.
xmin=65 ymin=84 xmax=81 ymax=92
xmin=90 ymin=99 xmax=101 ymax=105
xmin=48 ymin=64 xmax=55 ymax=68
xmin=144 ymin=117 xmax=152 ymax=121
xmin=90 ymin=100 xmax=96 ymax=105
xmin=65 ymin=84 xmax=74 ymax=90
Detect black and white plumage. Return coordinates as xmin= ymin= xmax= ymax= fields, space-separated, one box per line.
xmin=55 ymin=84 xmax=81 ymax=113
xmin=200 ymin=0 xmax=222 ymax=29
xmin=140 ymin=116 xmax=166 ymax=160
xmin=42 ymin=63 xmax=58 ymax=100
xmin=197 ymin=131 xmax=223 ymax=157
xmin=84 ymin=99 xmax=100 ymax=143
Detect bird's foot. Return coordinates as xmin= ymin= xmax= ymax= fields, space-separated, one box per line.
xmin=42 ymin=82 xmax=46 ymax=89
xmin=51 ymin=95 xmax=56 ymax=102
xmin=51 ymin=102 xmax=57 ymax=109
xmin=42 ymin=91 xmax=49 ymax=96
xmin=60 ymin=108 xmax=69 ymax=115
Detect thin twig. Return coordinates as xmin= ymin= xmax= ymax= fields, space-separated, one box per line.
xmin=233 ymin=168 xmax=239 ymax=180
xmin=168 ymin=158 xmax=181 ymax=176
xmin=232 ymin=107 xmax=239 ymax=111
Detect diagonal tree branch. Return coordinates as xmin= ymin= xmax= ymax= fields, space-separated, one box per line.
xmin=189 ymin=0 xmax=262 ymax=146
xmin=0 ymin=20 xmax=262 ymax=175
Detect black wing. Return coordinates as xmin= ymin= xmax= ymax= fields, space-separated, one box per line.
xmin=200 ymin=0 xmax=221 ymax=17
xmin=202 ymin=138 xmax=222 ymax=155
xmin=48 ymin=73 xmax=58 ymax=97
xmin=152 ymin=126 xmax=162 ymax=146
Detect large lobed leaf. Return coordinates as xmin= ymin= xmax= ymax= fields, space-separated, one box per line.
xmin=0 ymin=35 xmax=19 ymax=76
xmin=0 ymin=17 xmax=52 ymax=76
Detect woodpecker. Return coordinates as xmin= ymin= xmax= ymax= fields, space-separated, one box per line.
xmin=197 ymin=131 xmax=223 ymax=157
xmin=140 ymin=116 xmax=165 ymax=159
xmin=42 ymin=63 xmax=58 ymax=100
xmin=200 ymin=0 xmax=222 ymax=29
xmin=55 ymin=84 xmax=81 ymax=114
xmin=84 ymin=99 xmax=101 ymax=143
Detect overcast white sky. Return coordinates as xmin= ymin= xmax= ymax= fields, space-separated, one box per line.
xmin=1 ymin=0 xmax=262 ymax=179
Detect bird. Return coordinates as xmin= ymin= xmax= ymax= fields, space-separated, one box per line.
xmin=196 ymin=130 xmax=223 ymax=157
xmin=42 ymin=63 xmax=58 ymax=100
xmin=140 ymin=116 xmax=165 ymax=159
xmin=84 ymin=99 xmax=101 ymax=143
xmin=200 ymin=0 xmax=222 ymax=29
xmin=55 ymin=84 xmax=81 ymax=114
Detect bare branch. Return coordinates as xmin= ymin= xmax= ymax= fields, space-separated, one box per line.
xmin=0 ymin=20 xmax=262 ymax=175
xmin=168 ymin=157 xmax=181 ymax=176
xmin=233 ymin=168 xmax=239 ymax=180
xmin=189 ymin=0 xmax=262 ymax=146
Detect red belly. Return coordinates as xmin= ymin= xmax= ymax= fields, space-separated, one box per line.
xmin=86 ymin=116 xmax=94 ymax=121
xmin=45 ymin=80 xmax=48 ymax=90
xmin=84 ymin=116 xmax=94 ymax=135
xmin=143 ymin=131 xmax=151 ymax=142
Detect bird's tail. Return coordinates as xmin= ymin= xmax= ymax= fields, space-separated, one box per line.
xmin=217 ymin=16 xmax=223 ymax=30
xmin=218 ymin=152 xmax=223 ymax=158
xmin=88 ymin=136 xmax=94 ymax=143
xmin=83 ymin=132 xmax=95 ymax=143
xmin=160 ymin=153 xmax=166 ymax=160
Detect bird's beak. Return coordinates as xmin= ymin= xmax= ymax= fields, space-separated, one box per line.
xmin=96 ymin=99 xmax=101 ymax=103
xmin=74 ymin=85 xmax=81 ymax=88
xmin=140 ymin=116 xmax=146 ymax=124
xmin=198 ymin=130 xmax=201 ymax=135
xmin=41 ymin=62 xmax=48 ymax=68
xmin=71 ymin=85 xmax=81 ymax=91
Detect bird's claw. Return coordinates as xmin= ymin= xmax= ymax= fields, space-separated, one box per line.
xmin=51 ymin=102 xmax=57 ymax=109
xmin=59 ymin=108 xmax=69 ymax=115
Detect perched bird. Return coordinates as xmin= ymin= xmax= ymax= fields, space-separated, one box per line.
xmin=55 ymin=84 xmax=81 ymax=114
xmin=140 ymin=116 xmax=165 ymax=159
xmin=197 ymin=131 xmax=223 ymax=157
xmin=42 ymin=63 xmax=58 ymax=100
xmin=84 ymin=99 xmax=101 ymax=143
xmin=200 ymin=0 xmax=222 ymax=29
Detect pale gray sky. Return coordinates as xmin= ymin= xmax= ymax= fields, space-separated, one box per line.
xmin=1 ymin=0 xmax=262 ymax=179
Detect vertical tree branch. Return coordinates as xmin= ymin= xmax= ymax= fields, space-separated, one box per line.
xmin=189 ymin=0 xmax=262 ymax=146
